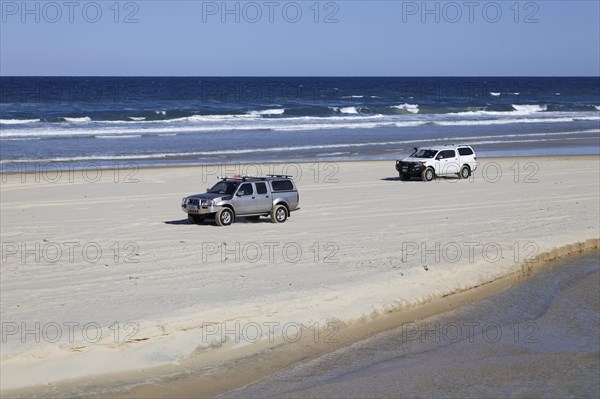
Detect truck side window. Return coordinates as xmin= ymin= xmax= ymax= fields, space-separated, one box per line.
xmin=445 ymin=150 xmax=456 ymax=158
xmin=271 ymin=180 xmax=294 ymax=191
xmin=238 ymin=183 xmax=254 ymax=196
xmin=256 ymin=182 xmax=268 ymax=194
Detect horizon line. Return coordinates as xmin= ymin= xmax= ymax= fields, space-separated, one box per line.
xmin=2 ymin=75 xmax=599 ymax=78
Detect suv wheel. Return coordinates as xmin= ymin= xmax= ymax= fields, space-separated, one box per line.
xmin=460 ymin=165 xmax=471 ymax=179
xmin=421 ymin=168 xmax=435 ymax=182
xmin=216 ymin=208 xmax=234 ymax=226
xmin=188 ymin=214 xmax=205 ymax=224
xmin=270 ymin=204 xmax=288 ymax=223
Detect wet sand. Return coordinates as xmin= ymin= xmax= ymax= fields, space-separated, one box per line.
xmin=222 ymin=250 xmax=600 ymax=399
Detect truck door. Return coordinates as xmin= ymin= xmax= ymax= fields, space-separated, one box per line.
xmin=232 ymin=183 xmax=256 ymax=215
xmin=254 ymin=182 xmax=272 ymax=213
xmin=443 ymin=149 xmax=459 ymax=175
xmin=435 ymin=150 xmax=459 ymax=176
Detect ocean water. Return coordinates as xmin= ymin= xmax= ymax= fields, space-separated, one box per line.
xmin=1 ymin=77 xmax=599 ymax=170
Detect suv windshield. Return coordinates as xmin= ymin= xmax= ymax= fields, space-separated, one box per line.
xmin=411 ymin=149 xmax=438 ymax=159
xmin=208 ymin=181 xmax=239 ymax=195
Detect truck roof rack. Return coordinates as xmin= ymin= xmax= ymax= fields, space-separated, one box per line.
xmin=218 ymin=174 xmax=293 ymax=181
xmin=242 ymin=176 xmax=264 ymax=181
xmin=267 ymin=174 xmax=293 ymax=178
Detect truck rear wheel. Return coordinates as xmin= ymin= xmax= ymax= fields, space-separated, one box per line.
xmin=459 ymin=165 xmax=471 ymax=179
xmin=270 ymin=204 xmax=288 ymax=223
xmin=216 ymin=208 xmax=234 ymax=226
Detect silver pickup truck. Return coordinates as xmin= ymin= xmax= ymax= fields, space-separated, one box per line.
xmin=182 ymin=175 xmax=300 ymax=226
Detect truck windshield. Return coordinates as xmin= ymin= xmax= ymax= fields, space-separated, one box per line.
xmin=208 ymin=181 xmax=238 ymax=195
xmin=411 ymin=150 xmax=437 ymax=159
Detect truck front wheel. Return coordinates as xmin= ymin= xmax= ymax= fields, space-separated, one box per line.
xmin=421 ymin=168 xmax=435 ymax=182
xmin=216 ymin=208 xmax=234 ymax=226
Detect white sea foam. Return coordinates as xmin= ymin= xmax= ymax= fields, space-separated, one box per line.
xmin=451 ymin=109 xmax=521 ymax=117
xmin=95 ymin=135 xmax=142 ymax=139
xmin=1 ymin=112 xmax=597 ymax=139
xmin=0 ymin=119 xmax=398 ymax=138
xmin=128 ymin=117 xmax=146 ymax=121
xmin=0 ymin=118 xmax=40 ymax=125
xmin=317 ymin=152 xmax=351 ymax=157
xmin=63 ymin=117 xmax=92 ymax=123
xmin=248 ymin=108 xmax=285 ymax=116
xmin=511 ymin=104 xmax=547 ymax=113
xmin=339 ymin=107 xmax=359 ymax=114
xmin=433 ymin=116 xmax=599 ymax=127
xmin=165 ymin=114 xmax=256 ymax=123
xmin=490 ymin=92 xmax=501 ymax=96
xmin=1 ymin=137 xmax=41 ymax=141
xmin=391 ymin=103 xmax=419 ymax=114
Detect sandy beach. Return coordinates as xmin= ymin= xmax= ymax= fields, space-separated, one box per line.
xmin=1 ymin=155 xmax=599 ymax=397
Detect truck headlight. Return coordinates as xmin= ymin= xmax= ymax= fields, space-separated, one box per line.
xmin=182 ymin=197 xmax=187 ymax=205
xmin=201 ymin=199 xmax=214 ymax=206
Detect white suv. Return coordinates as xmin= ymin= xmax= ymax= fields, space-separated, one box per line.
xmin=396 ymin=145 xmax=478 ymax=182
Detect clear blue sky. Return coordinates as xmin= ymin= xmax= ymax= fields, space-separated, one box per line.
xmin=1 ymin=0 xmax=599 ymax=76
